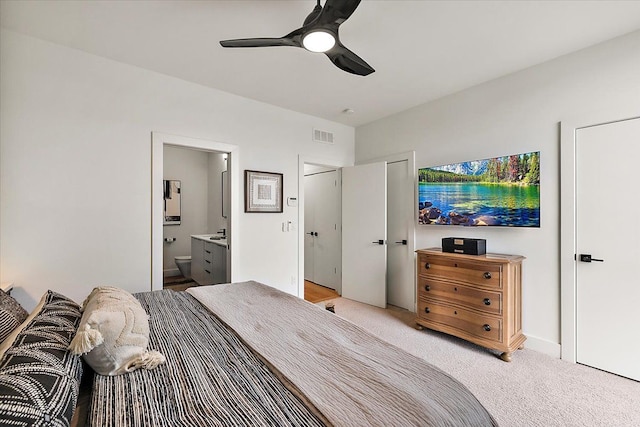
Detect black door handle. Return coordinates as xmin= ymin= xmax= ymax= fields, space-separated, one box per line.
xmin=314 ymin=232 xmax=318 ymax=236
xmin=395 ymin=239 xmax=408 ymax=245
xmin=372 ymin=240 xmax=385 ymax=245
xmin=306 ymin=232 xmax=315 ymax=236
xmin=579 ymin=254 xmax=604 ymax=263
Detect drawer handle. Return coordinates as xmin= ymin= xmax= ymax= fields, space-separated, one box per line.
xmin=483 ymin=324 xmax=491 ymax=332
xmin=205 ymin=250 xmax=211 ymax=254
xmin=205 ymin=269 xmax=211 ymax=274
xmin=483 ymin=298 xmax=491 ymax=306
xmin=424 ymin=285 xmax=430 ymax=292
xmin=205 ymin=260 xmax=211 ymax=264
xmin=424 ymin=307 xmax=430 ymax=314
xmin=483 ymin=272 xmax=492 ymax=279
xmin=424 ymin=263 xmax=430 ymax=270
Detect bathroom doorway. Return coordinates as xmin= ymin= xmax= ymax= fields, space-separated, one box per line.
xmin=162 ymin=146 xmax=229 ymax=291
xmin=151 ymin=132 xmax=239 ymax=292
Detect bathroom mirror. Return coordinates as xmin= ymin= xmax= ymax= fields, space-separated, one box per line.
xmin=222 ymin=171 xmax=229 ymax=218
xmin=163 ymin=179 xmax=181 ymax=225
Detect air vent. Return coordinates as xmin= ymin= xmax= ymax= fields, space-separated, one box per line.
xmin=313 ymin=128 xmax=334 ymax=144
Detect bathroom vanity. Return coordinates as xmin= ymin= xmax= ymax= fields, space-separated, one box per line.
xmin=191 ymin=235 xmax=227 ymax=286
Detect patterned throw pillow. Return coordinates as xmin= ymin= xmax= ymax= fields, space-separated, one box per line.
xmin=0 ymin=290 xmax=84 ymax=425
xmin=0 ymin=290 xmax=29 ymax=343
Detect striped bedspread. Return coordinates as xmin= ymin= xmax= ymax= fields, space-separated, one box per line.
xmin=91 ymin=282 xmax=497 ymax=426
xmin=89 ymin=290 xmax=325 ymax=426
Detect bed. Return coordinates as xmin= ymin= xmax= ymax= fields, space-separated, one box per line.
xmin=1 ymin=281 xmax=498 ymax=426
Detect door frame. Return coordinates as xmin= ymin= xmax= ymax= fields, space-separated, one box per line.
xmin=297 ymin=155 xmax=351 ymax=298
xmin=560 ymin=112 xmax=639 ymax=362
xmin=359 ymin=151 xmax=416 ymax=311
xmin=297 ymin=151 xmax=415 ymax=301
xmin=151 ymin=132 xmax=239 ymax=291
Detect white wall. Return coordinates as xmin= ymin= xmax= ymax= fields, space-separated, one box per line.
xmin=0 ymin=30 xmax=354 ymax=310
xmin=356 ymin=30 xmax=640 ymax=356
xmin=162 ymin=146 xmax=209 ymax=273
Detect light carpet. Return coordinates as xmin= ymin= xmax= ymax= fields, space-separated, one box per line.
xmin=320 ymin=297 xmax=640 ymax=427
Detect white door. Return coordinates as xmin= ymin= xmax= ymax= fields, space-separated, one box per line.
xmin=387 ymin=160 xmax=413 ymax=310
xmin=313 ymin=170 xmax=341 ymax=291
xmin=304 ymin=173 xmax=317 ymax=282
xmin=576 ymin=117 xmax=640 ymax=381
xmin=342 ymin=162 xmax=387 ymax=308
xmin=304 ymin=170 xmax=341 ymax=291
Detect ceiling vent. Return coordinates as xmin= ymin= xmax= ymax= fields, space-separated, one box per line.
xmin=313 ymin=128 xmax=334 ymax=144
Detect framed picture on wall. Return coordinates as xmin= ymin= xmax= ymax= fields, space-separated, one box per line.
xmin=244 ymin=170 xmax=283 ymax=213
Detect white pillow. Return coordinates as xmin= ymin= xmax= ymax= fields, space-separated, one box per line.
xmin=69 ymin=286 xmax=165 ymax=376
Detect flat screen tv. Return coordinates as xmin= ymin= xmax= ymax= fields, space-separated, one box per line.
xmin=418 ymin=151 xmax=540 ymax=227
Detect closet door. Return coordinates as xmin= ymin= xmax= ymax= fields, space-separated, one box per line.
xmin=387 ymin=160 xmax=413 ymax=311
xmin=304 ymin=174 xmax=317 ymax=282
xmin=342 ymin=162 xmax=387 ymax=308
xmin=312 ymin=170 xmax=341 ymax=292
xmin=304 ymin=171 xmax=341 ymax=291
xmin=576 ymin=117 xmax=640 ymax=381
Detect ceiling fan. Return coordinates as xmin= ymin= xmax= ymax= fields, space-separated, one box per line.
xmin=219 ymin=0 xmax=374 ymax=76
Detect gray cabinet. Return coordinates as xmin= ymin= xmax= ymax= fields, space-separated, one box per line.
xmin=212 ymin=243 xmax=227 ymax=284
xmin=191 ymin=238 xmax=206 ymax=285
xmin=202 ymin=242 xmax=215 ymax=285
xmin=191 ymin=237 xmax=227 ymax=286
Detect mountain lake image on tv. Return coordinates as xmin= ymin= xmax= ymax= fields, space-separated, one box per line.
xmin=418 ymin=151 xmax=540 ymax=227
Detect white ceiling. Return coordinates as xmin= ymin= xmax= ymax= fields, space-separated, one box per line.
xmin=2 ymin=0 xmax=640 ymax=127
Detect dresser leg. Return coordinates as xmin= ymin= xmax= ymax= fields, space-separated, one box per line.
xmin=518 ymin=344 xmax=525 ymax=350
xmin=415 ymin=323 xmax=424 ymax=331
xmin=499 ymin=351 xmax=512 ymax=362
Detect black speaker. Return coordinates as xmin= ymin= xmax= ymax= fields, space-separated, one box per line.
xmin=442 ymin=237 xmax=486 ymax=255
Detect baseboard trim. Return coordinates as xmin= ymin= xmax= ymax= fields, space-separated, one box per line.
xmin=524 ymin=334 xmax=561 ymax=358
xmin=163 ymin=268 xmax=180 ymax=278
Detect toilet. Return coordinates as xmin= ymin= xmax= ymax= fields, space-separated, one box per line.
xmin=174 ymin=256 xmax=192 ymax=279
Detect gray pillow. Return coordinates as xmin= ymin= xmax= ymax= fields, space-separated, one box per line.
xmin=0 ymin=290 xmax=28 ymax=343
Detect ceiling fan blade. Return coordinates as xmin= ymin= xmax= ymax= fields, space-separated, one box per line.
xmin=220 ymin=37 xmax=299 ymax=48
xmin=325 ymin=43 xmax=374 ymax=76
xmin=317 ymin=0 xmax=362 ymax=25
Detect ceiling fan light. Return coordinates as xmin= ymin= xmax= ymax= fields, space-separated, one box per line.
xmin=302 ymin=31 xmax=335 ymax=53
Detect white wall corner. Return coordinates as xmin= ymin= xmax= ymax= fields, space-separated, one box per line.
xmin=524 ymin=334 xmax=562 ymax=359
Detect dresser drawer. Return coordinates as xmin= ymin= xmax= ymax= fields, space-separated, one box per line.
xmin=417 ymin=297 xmax=502 ymax=343
xmin=204 ymin=244 xmax=214 ymax=263
xmin=418 ymin=277 xmax=502 ymax=315
xmin=418 ymin=254 xmax=502 ymax=289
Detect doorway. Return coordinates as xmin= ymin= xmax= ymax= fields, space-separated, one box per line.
xmin=162 ymin=146 xmax=229 ymax=291
xmin=297 ymin=152 xmax=415 ymax=311
xmin=561 ymin=115 xmax=640 ymax=381
xmin=151 ymin=132 xmax=239 ymax=291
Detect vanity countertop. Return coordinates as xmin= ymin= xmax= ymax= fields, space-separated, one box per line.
xmin=191 ymin=234 xmax=227 ymax=247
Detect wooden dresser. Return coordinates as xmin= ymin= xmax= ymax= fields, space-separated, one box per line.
xmin=415 ymin=248 xmax=526 ymax=362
